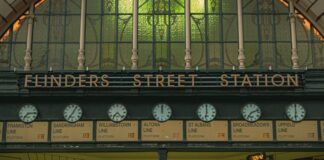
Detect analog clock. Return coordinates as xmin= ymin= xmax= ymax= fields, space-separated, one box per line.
xmin=197 ymin=103 xmax=217 ymax=122
xmin=63 ymin=104 xmax=82 ymax=123
xmin=108 ymin=103 xmax=127 ymax=122
xmin=286 ymin=103 xmax=306 ymax=122
xmin=152 ymin=103 xmax=172 ymax=122
xmin=19 ymin=104 xmax=38 ymax=123
xmin=241 ymin=103 xmax=261 ymax=122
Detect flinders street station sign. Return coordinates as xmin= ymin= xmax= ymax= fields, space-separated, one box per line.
xmin=21 ymin=71 xmax=302 ymax=89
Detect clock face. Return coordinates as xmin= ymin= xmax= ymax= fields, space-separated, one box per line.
xmin=19 ymin=104 xmax=38 ymax=123
xmin=152 ymin=103 xmax=172 ymax=122
xmin=286 ymin=103 xmax=306 ymax=122
xmin=63 ymin=104 xmax=82 ymax=123
xmin=108 ymin=104 xmax=127 ymax=122
xmin=197 ymin=103 xmax=217 ymax=122
xmin=241 ymin=103 xmax=261 ymax=122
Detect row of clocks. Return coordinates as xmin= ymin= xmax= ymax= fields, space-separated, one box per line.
xmin=18 ymin=103 xmax=307 ymax=123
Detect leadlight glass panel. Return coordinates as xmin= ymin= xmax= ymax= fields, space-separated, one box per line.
xmin=0 ymin=0 xmax=323 ymax=71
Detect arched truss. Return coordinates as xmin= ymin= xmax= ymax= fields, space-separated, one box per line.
xmin=1 ymin=0 xmax=324 ymax=39
xmin=0 ymin=0 xmax=41 ymax=38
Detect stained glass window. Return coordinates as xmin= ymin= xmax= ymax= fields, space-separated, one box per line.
xmin=0 ymin=0 xmax=323 ymax=71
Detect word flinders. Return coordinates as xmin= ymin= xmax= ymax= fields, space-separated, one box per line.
xmin=24 ymin=73 xmax=300 ymax=88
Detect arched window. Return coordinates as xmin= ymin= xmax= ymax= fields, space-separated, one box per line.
xmin=0 ymin=0 xmax=323 ymax=71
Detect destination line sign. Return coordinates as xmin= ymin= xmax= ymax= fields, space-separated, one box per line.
xmin=51 ymin=121 xmax=93 ymax=142
xmin=22 ymin=72 xmax=302 ymax=89
xmin=276 ymin=121 xmax=318 ymax=141
xmin=6 ymin=122 xmax=48 ymax=143
xmin=0 ymin=120 xmax=324 ymax=143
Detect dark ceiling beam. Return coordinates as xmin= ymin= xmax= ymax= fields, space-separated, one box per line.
xmin=294 ymin=0 xmax=324 ymax=37
xmin=0 ymin=0 xmax=41 ymax=39
xmin=3 ymin=0 xmax=18 ymax=13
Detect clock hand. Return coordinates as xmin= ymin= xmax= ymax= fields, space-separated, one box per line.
xmin=294 ymin=105 xmax=297 ymax=120
xmin=205 ymin=106 xmax=208 ymax=117
xmin=23 ymin=112 xmax=37 ymax=120
xmin=68 ymin=106 xmax=77 ymax=120
xmin=247 ymin=110 xmax=258 ymax=118
xmin=161 ymin=106 xmax=164 ymax=114
xmin=113 ymin=112 xmax=121 ymax=119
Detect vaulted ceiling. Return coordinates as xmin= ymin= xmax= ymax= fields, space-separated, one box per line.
xmin=0 ymin=0 xmax=324 ymax=39
xmin=0 ymin=0 xmax=40 ymax=38
xmin=294 ymin=0 xmax=324 ymax=37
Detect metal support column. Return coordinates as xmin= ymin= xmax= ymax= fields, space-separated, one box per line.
xmin=78 ymin=0 xmax=86 ymax=70
xmin=24 ymin=3 xmax=35 ymax=71
xmin=289 ymin=0 xmax=299 ymax=69
xmin=184 ymin=0 xmax=191 ymax=70
xmin=237 ymin=0 xmax=245 ymax=69
xmin=131 ymin=0 xmax=138 ymax=70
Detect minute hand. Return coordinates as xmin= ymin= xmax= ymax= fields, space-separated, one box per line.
xmin=68 ymin=107 xmax=78 ymax=120
xmin=247 ymin=110 xmax=259 ymax=118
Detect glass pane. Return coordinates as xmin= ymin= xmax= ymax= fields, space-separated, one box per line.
xmin=67 ymin=0 xmax=81 ymax=14
xmin=101 ymin=43 xmax=117 ymax=69
xmin=0 ymin=43 xmax=10 ymax=70
xmin=243 ymin=15 xmax=258 ymax=42
xmin=276 ymin=43 xmax=291 ymax=69
xmin=191 ymin=0 xmax=205 ymax=13
xmin=191 ymin=15 xmax=206 ymax=42
xmin=64 ymin=44 xmax=78 ymax=70
xmin=297 ymin=42 xmax=313 ymax=68
xmin=261 ymin=43 xmax=276 ymax=68
xmin=171 ymin=43 xmax=185 ymax=70
xmin=85 ymin=43 xmax=100 ymax=70
xmin=86 ymin=15 xmax=101 ymax=42
xmin=117 ymin=43 xmax=132 ymax=69
xmin=155 ymin=43 xmax=169 ymax=68
xmin=170 ymin=15 xmax=185 ymax=41
xmin=208 ymin=15 xmax=220 ymax=41
xmin=208 ymin=0 xmax=220 ymax=13
xmin=222 ymin=0 xmax=237 ymax=13
xmin=139 ymin=0 xmax=152 ymax=14
xmin=192 ymin=43 xmax=207 ymax=69
xmin=48 ymin=44 xmax=64 ymax=70
xmin=223 ymin=43 xmax=238 ymax=69
xmin=259 ymin=15 xmax=274 ymax=42
xmin=223 ymin=15 xmax=238 ymax=42
xmin=87 ymin=0 xmax=101 ymax=14
xmin=138 ymin=43 xmax=153 ymax=70
xmin=51 ymin=0 xmax=66 ymax=14
xmin=245 ymin=43 xmax=260 ymax=69
xmin=171 ymin=0 xmax=185 ymax=13
xmin=154 ymin=0 xmax=170 ymax=13
xmin=118 ymin=15 xmax=133 ymax=42
xmin=138 ymin=15 xmax=153 ymax=42
xmin=35 ymin=0 xmax=50 ymax=14
xmin=65 ymin=15 xmax=81 ymax=42
xmin=154 ymin=16 xmax=169 ymax=42
xmin=103 ymin=0 xmax=116 ymax=13
xmin=119 ymin=0 xmax=133 ymax=13
xmin=314 ymin=42 xmax=324 ymax=68
xmin=275 ymin=15 xmax=290 ymax=42
xmin=242 ymin=0 xmax=256 ymax=13
xmin=11 ymin=44 xmax=26 ymax=70
xmin=275 ymin=0 xmax=289 ymax=13
xmin=49 ymin=16 xmax=65 ymax=42
xmin=208 ymin=43 xmax=222 ymax=69
xmin=12 ymin=19 xmax=28 ymax=42
xmin=102 ymin=15 xmax=117 ymax=42
xmin=296 ymin=16 xmax=311 ymax=41
xmin=258 ymin=0 xmax=274 ymax=14
xmin=32 ymin=43 xmax=47 ymax=70
xmin=33 ymin=16 xmax=49 ymax=42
